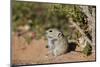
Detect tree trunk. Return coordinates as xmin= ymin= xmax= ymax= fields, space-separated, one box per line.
xmin=80 ymin=6 xmax=96 ymax=46
xmin=69 ymin=18 xmax=93 ymax=46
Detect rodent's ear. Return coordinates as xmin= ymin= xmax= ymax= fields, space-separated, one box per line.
xmin=58 ymin=32 xmax=63 ymax=38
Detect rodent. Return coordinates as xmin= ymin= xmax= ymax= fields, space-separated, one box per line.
xmin=45 ymin=28 xmax=68 ymax=56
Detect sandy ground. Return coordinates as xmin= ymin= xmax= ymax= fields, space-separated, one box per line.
xmin=12 ymin=33 xmax=96 ymax=65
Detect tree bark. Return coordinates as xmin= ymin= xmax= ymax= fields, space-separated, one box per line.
xmin=69 ymin=18 xmax=93 ymax=46
xmin=80 ymin=6 xmax=96 ymax=46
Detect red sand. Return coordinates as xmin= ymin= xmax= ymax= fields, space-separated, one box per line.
xmin=12 ymin=33 xmax=95 ymax=65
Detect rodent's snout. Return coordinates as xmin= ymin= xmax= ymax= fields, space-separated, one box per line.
xmin=45 ymin=30 xmax=53 ymax=38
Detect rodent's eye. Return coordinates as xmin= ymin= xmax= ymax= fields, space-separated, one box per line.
xmin=49 ymin=30 xmax=52 ymax=32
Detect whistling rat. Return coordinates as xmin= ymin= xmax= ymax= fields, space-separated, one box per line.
xmin=46 ymin=28 xmax=68 ymax=56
